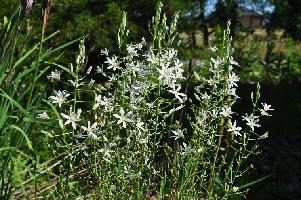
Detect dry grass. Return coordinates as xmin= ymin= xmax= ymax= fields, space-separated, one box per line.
xmin=180 ymin=28 xmax=301 ymax=58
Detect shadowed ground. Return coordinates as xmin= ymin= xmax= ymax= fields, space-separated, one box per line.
xmin=237 ymin=83 xmax=301 ymax=200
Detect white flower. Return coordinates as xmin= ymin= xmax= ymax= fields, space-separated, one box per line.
xmin=126 ymin=62 xmax=140 ymax=77
xmin=49 ymin=90 xmax=70 ymax=107
xmin=174 ymin=59 xmax=184 ymax=79
xmin=61 ymin=106 xmax=82 ymax=130
xmin=101 ymin=48 xmax=109 ymax=56
xmin=146 ymin=49 xmax=160 ymax=65
xmin=210 ymin=46 xmax=218 ymax=52
xmin=171 ymin=129 xmax=185 ymax=140
xmin=68 ymin=78 xmax=85 ymax=87
xmin=47 ymin=69 xmax=62 ymax=81
xmin=228 ymin=88 xmax=239 ymax=98
xmin=126 ymin=44 xmax=137 ymax=56
xmin=113 ymin=108 xmax=133 ymax=128
xmin=136 ymin=121 xmax=145 ymax=131
xmin=163 ymin=49 xmax=177 ymax=61
xmin=108 ymin=74 xmax=117 ymax=82
xmin=228 ymin=120 xmax=242 ymax=136
xmin=211 ymin=57 xmax=223 ymax=69
xmin=233 ymin=186 xmax=239 ymax=192
xmin=168 ymin=84 xmax=186 ymax=103
xmin=81 ymin=121 xmax=98 ymax=139
xmin=243 ymin=113 xmax=261 ymax=131
xmin=88 ymin=79 xmax=95 ymax=86
xmin=201 ymin=92 xmax=211 ymax=101
xmin=96 ymin=65 xmax=107 ymax=77
xmin=158 ymin=64 xmax=174 ymax=84
xmin=180 ymin=142 xmax=195 ymax=155
xmin=220 ymin=106 xmax=233 ymax=118
xmin=86 ymin=66 xmax=93 ymax=75
xmin=228 ymin=72 xmax=239 ymax=88
xmin=260 ymin=103 xmax=274 ymax=116
xmin=105 ymin=56 xmax=120 ymax=71
xmin=98 ymin=142 xmax=115 ymax=160
xmin=37 ymin=112 xmax=50 ymax=119
xmin=136 ymin=42 xmax=143 ymax=50
xmin=229 ymin=56 xmax=239 ymax=66
xmin=93 ymin=94 xmax=112 ymax=111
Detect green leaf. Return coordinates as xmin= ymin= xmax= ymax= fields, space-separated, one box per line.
xmin=0 ymin=147 xmax=32 ymax=159
xmin=9 ymin=125 xmax=34 ymax=151
xmin=44 ymin=61 xmax=74 ymax=76
xmin=41 ymin=37 xmax=83 ymax=61
xmin=0 ymin=92 xmax=28 ymax=116
xmin=238 ymin=174 xmax=272 ymax=190
xmin=3 ymin=16 xmax=8 ymax=26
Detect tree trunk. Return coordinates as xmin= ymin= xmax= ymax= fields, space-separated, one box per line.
xmin=191 ymin=29 xmax=197 ymax=48
xmin=198 ymin=0 xmax=209 ymax=46
xmin=203 ymin=24 xmax=209 ymax=46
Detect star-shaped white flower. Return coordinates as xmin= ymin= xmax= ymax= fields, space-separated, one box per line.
xmin=228 ymin=72 xmax=239 ymax=88
xmin=49 ymin=90 xmax=70 ymax=107
xmin=228 ymin=120 xmax=242 ymax=136
xmin=171 ymin=129 xmax=185 ymax=140
xmin=126 ymin=44 xmax=137 ymax=56
xmin=146 ymin=49 xmax=160 ymax=65
xmin=47 ymin=69 xmax=62 ymax=81
xmin=98 ymin=142 xmax=116 ymax=160
xmin=61 ymin=106 xmax=82 ymax=130
xmin=81 ymin=121 xmax=98 ymax=139
xmin=93 ymin=94 xmax=112 ymax=111
xmin=220 ymin=106 xmax=234 ymax=118
xmin=260 ymin=103 xmax=274 ymax=116
xmin=174 ymin=59 xmax=184 ymax=79
xmin=158 ymin=64 xmax=173 ymax=81
xmin=243 ymin=113 xmax=261 ymax=131
xmin=113 ymin=108 xmax=133 ymax=128
xmin=168 ymin=84 xmax=186 ymax=103
xmin=36 ymin=112 xmax=50 ymax=119
xmin=105 ymin=56 xmax=120 ymax=71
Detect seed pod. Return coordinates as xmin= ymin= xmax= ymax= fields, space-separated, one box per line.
xmin=41 ymin=0 xmax=52 ymax=28
xmin=41 ymin=0 xmax=51 ymax=15
xmin=20 ymin=0 xmax=34 ymax=16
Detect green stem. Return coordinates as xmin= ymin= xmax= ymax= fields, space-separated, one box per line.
xmin=26 ymin=13 xmax=46 ymax=110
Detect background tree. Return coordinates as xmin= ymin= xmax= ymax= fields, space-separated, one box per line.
xmin=212 ymin=0 xmax=239 ymax=40
xmin=269 ymin=0 xmax=301 ymax=41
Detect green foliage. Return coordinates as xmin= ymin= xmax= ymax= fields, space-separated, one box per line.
xmin=234 ymin=34 xmax=301 ymax=84
xmin=269 ymin=0 xmax=301 ymax=41
xmin=0 ymin=7 xmax=81 ymax=199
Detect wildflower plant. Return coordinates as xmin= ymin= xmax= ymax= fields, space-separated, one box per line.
xmin=20 ymin=2 xmax=273 ymax=199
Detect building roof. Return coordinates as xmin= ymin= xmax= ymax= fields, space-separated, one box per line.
xmin=238 ymin=7 xmax=262 ymax=17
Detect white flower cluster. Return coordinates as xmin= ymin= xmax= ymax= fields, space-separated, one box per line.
xmin=192 ymin=42 xmax=274 ymax=148
xmin=38 ymin=12 xmax=273 ymax=198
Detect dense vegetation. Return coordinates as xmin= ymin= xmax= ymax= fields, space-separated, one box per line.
xmin=0 ymin=0 xmax=300 ymax=199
